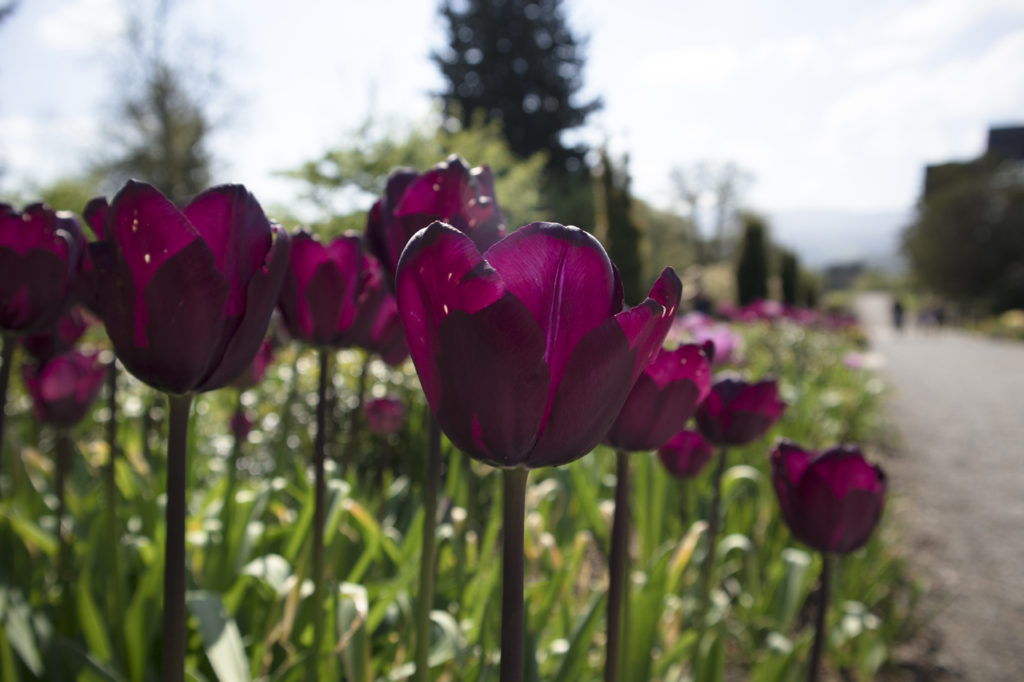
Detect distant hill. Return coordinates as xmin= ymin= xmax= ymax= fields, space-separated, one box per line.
xmin=765 ymin=208 xmax=912 ymax=271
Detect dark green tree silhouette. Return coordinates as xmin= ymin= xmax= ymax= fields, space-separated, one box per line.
xmin=596 ymin=150 xmax=643 ymax=303
xmin=903 ymin=159 xmax=1024 ymax=313
xmin=735 ymin=213 xmax=770 ymax=305
xmin=433 ymin=0 xmax=602 ymax=174
xmin=93 ymin=1 xmax=216 ymax=204
xmin=779 ymin=248 xmax=800 ymax=306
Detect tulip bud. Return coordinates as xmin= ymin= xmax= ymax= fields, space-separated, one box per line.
xmin=771 ymin=440 xmax=887 ymax=554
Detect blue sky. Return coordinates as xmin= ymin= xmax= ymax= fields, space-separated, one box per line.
xmin=1 ymin=0 xmax=1022 ymax=227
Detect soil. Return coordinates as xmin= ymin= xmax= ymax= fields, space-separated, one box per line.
xmin=855 ymin=293 xmax=1024 ymax=682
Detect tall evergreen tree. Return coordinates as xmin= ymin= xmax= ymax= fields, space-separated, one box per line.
xmin=93 ymin=1 xmax=216 ymax=204
xmin=735 ymin=213 xmax=770 ymax=305
xmin=432 ymin=0 xmax=602 ymax=174
xmin=779 ymin=248 xmax=800 ymax=306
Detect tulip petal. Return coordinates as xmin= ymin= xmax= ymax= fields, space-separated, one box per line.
xmin=140 ymin=239 xmax=230 ymax=393
xmin=184 ymin=185 xmax=273 ymax=317
xmin=607 ymin=374 xmax=704 ymax=451
xmin=434 ymin=298 xmax=549 ymax=466
xmin=613 ymin=268 xmax=683 ymax=380
xmin=108 ymin=181 xmax=203 ymax=346
xmin=485 ymin=222 xmax=617 ymax=399
xmin=84 ymin=197 xmax=109 ymax=240
xmin=197 ymin=226 xmax=291 ymax=391
xmin=528 ymin=315 xmax=635 ymax=468
xmin=0 ymin=249 xmax=70 ymax=332
xmin=395 ymin=156 xmax=504 ymax=251
xmin=396 ymin=222 xmax=506 ymax=408
xmin=658 ymin=430 xmax=714 ymax=478
xmin=0 ymin=204 xmax=73 ymax=256
xmin=366 ymin=169 xmax=419 ymax=277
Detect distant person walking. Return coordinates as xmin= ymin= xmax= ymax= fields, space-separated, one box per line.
xmin=892 ymin=298 xmax=905 ymax=332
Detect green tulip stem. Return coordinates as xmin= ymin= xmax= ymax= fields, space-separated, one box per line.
xmin=104 ymin=363 xmax=128 ymax=668
xmin=55 ymin=428 xmax=72 ymax=587
xmin=218 ymin=390 xmax=245 ymax=585
xmin=414 ymin=415 xmax=443 ymax=682
xmin=0 ymin=332 xmax=13 ymax=477
xmin=698 ymin=447 xmax=729 ymax=617
xmin=807 ymin=553 xmax=834 ymax=682
xmin=500 ymin=466 xmax=529 ymax=682
xmin=162 ymin=392 xmax=192 ymax=682
xmin=605 ymin=449 xmax=631 ymax=682
xmin=310 ymin=347 xmax=330 ymax=681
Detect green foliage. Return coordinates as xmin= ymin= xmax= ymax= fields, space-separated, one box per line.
xmin=635 ymin=198 xmax=699 ymax=287
xmin=902 ymin=159 xmax=1024 ymax=313
xmin=283 ymin=112 xmax=547 ymax=235
xmin=736 ymin=212 xmax=771 ymax=305
xmin=0 ymin=318 xmax=920 ymax=680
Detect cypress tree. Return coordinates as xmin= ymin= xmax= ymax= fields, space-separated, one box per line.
xmin=736 ymin=213 xmax=770 ymax=305
xmin=779 ymin=249 xmax=800 ymax=306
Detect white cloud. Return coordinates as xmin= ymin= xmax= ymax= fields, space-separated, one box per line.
xmin=880 ymin=0 xmax=1024 ymax=43
xmin=0 ymin=114 xmax=99 ymax=184
xmin=39 ymin=0 xmax=125 ymax=54
xmin=639 ymin=44 xmax=743 ymax=89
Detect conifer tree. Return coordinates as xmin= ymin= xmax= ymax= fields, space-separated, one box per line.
xmin=779 ymin=248 xmax=800 ymax=306
xmin=736 ymin=213 xmax=770 ymax=305
xmin=432 ymin=0 xmax=602 ymax=175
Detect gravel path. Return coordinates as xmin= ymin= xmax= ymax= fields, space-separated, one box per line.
xmin=855 ymin=292 xmax=1024 ymax=681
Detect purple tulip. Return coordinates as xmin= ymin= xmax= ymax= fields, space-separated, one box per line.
xmin=0 ymin=203 xmax=84 ymax=334
xmin=233 ymin=337 xmax=275 ymax=389
xmin=277 ymin=231 xmax=386 ymax=348
xmin=362 ymin=295 xmax=409 ymax=366
xmin=606 ymin=343 xmax=712 ymax=452
xmin=20 ymin=306 xmax=91 ymax=363
xmin=367 ymin=155 xmax=505 ymax=283
xmin=230 ymin=410 xmax=254 ymax=441
xmin=771 ymin=441 xmax=887 ymax=554
xmin=365 ymin=396 xmax=405 ymax=435
xmin=22 ymin=349 xmax=107 ymax=427
xmin=87 ymin=181 xmax=291 ymax=394
xmin=396 ymin=221 xmax=681 ymax=469
xmin=696 ymin=377 xmax=785 ymax=446
xmin=657 ymin=429 xmax=715 ymax=478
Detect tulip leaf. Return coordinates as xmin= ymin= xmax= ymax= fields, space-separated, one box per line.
xmin=552 ymin=593 xmax=605 ymax=682
xmin=336 ymin=583 xmax=370 ymax=682
xmin=77 ymin=568 xmax=113 ymax=663
xmin=187 ymin=591 xmax=251 ymax=682
xmin=0 ymin=585 xmax=42 ymax=676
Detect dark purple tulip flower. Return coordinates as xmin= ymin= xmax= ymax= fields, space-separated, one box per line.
xmin=696 ymin=377 xmax=785 ymax=446
xmin=658 ymin=429 xmax=715 ymax=478
xmin=771 ymin=441 xmax=887 ymax=554
xmin=367 ymin=155 xmax=505 ymax=283
xmin=362 ymin=295 xmax=409 ymax=366
xmin=21 ymin=306 xmax=91 ymax=363
xmin=365 ymin=395 xmax=405 ymax=435
xmin=0 ymin=203 xmax=84 ymax=334
xmin=88 ymin=181 xmax=291 ymax=394
xmin=396 ymin=221 xmax=681 ymax=469
xmin=23 ymin=349 xmax=107 ymax=427
xmin=277 ymin=231 xmax=385 ymax=348
xmin=233 ymin=336 xmax=275 ymax=389
xmin=606 ymin=343 xmax=712 ymax=452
